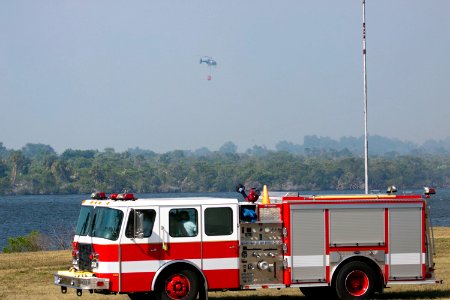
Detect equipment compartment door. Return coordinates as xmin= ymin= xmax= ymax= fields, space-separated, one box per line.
xmin=290 ymin=208 xmax=326 ymax=282
xmin=389 ymin=207 xmax=423 ymax=279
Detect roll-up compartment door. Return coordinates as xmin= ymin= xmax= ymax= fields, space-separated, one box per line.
xmin=389 ymin=207 xmax=422 ymax=279
xmin=329 ymin=208 xmax=384 ymax=246
xmin=291 ymin=209 xmax=326 ymax=282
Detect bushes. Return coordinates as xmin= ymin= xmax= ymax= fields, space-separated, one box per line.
xmin=2 ymin=228 xmax=72 ymax=253
xmin=3 ymin=231 xmax=45 ymax=253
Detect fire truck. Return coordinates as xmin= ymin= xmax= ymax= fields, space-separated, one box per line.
xmin=54 ymin=186 xmax=438 ymax=300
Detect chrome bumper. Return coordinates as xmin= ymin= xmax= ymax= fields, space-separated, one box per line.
xmin=54 ymin=270 xmax=110 ymax=291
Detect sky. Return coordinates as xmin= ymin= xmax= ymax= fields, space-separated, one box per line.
xmin=1 ymin=0 xmax=449 ymax=153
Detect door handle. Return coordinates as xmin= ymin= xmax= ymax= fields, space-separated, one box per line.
xmin=229 ymin=245 xmax=236 ymax=249
xmin=150 ymin=248 xmax=157 ymax=252
xmin=161 ymin=226 xmax=169 ymax=251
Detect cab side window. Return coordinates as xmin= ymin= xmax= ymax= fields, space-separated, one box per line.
xmin=169 ymin=208 xmax=198 ymax=237
xmin=205 ymin=207 xmax=233 ymax=236
xmin=125 ymin=209 xmax=156 ymax=238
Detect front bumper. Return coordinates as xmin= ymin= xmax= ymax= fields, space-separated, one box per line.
xmin=54 ymin=270 xmax=110 ymax=291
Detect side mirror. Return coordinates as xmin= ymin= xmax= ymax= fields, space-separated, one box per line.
xmin=133 ymin=209 xmax=144 ymax=239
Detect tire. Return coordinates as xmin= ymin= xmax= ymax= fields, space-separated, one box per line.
xmin=155 ymin=269 xmax=199 ymax=300
xmin=300 ymin=286 xmax=337 ymax=299
xmin=335 ymin=261 xmax=377 ymax=300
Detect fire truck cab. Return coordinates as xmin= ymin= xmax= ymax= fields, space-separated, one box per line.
xmin=54 ymin=187 xmax=438 ymax=300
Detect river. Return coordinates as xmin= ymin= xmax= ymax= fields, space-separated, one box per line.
xmin=1 ymin=189 xmax=449 ymax=251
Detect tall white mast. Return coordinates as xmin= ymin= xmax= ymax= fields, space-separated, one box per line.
xmin=362 ymin=0 xmax=369 ymax=194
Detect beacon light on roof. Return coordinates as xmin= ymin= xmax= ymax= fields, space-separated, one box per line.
xmin=386 ymin=186 xmax=397 ymax=194
xmin=110 ymin=193 xmax=136 ymax=201
xmin=424 ymin=187 xmax=436 ymax=195
xmin=90 ymin=192 xmax=107 ymax=200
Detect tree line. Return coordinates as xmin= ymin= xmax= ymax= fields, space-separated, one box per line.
xmin=1 ymin=142 xmax=449 ymax=196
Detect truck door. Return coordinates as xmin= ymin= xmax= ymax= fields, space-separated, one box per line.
xmin=160 ymin=206 xmax=202 ymax=268
xmin=201 ymin=204 xmax=239 ymax=289
xmin=119 ymin=206 xmax=161 ymax=292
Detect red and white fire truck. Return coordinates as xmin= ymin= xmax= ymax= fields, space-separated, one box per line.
xmin=54 ymin=186 xmax=438 ymax=300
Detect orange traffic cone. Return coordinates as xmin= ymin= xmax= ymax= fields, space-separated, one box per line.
xmin=262 ymin=185 xmax=270 ymax=204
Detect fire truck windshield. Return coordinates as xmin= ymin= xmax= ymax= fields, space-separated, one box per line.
xmin=75 ymin=206 xmax=93 ymax=236
xmin=75 ymin=206 xmax=124 ymax=241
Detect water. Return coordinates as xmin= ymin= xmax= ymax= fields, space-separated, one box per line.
xmin=1 ymin=190 xmax=449 ymax=252
xmin=0 ymin=192 xmax=234 ymax=251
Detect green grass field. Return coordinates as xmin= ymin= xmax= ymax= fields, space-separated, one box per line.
xmin=1 ymin=227 xmax=450 ymax=299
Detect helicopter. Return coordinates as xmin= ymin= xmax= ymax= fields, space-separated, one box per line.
xmin=199 ymin=56 xmax=217 ymax=80
xmin=199 ymin=56 xmax=217 ymax=66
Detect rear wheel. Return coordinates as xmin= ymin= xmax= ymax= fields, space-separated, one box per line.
xmin=155 ymin=269 xmax=199 ymax=300
xmin=335 ymin=261 xmax=376 ymax=300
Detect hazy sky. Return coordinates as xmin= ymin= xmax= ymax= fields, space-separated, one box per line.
xmin=1 ymin=1 xmax=449 ymax=153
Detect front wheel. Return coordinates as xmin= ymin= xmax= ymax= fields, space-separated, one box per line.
xmin=155 ymin=269 xmax=199 ymax=300
xmin=335 ymin=261 xmax=377 ymax=300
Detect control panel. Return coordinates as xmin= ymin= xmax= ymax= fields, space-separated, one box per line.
xmin=239 ymin=222 xmax=284 ymax=285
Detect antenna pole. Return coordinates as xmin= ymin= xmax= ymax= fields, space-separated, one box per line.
xmin=362 ymin=0 xmax=369 ymax=194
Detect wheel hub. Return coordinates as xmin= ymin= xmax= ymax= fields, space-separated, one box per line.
xmin=345 ymin=270 xmax=369 ymax=297
xmin=165 ymin=274 xmax=190 ymax=299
